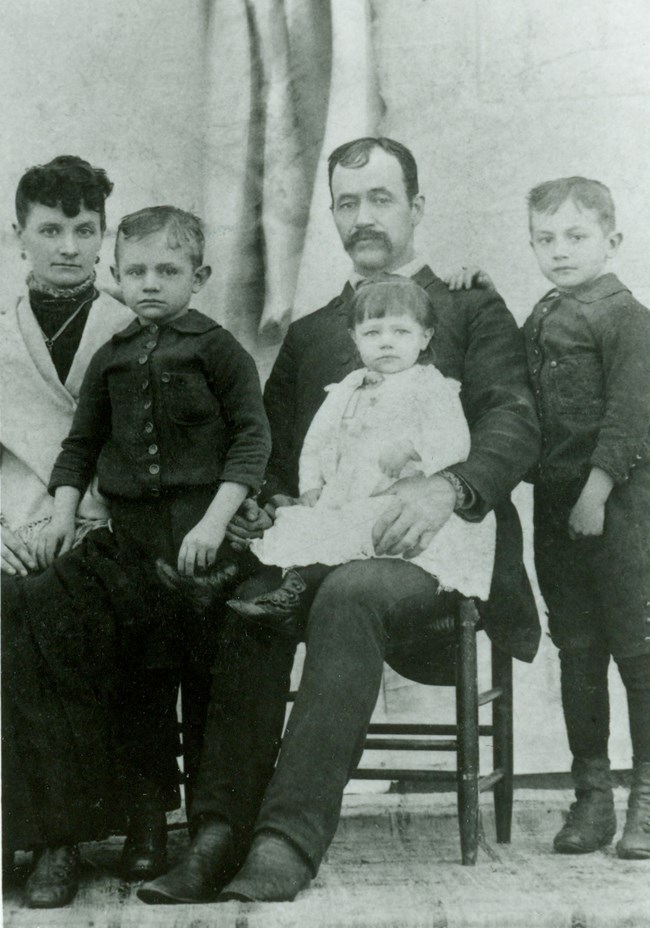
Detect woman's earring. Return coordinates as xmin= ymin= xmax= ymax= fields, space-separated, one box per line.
xmin=20 ymin=251 xmax=26 ymax=260
xmin=95 ymin=256 xmax=100 ymax=264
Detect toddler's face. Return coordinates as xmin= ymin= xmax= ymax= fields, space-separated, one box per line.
xmin=113 ymin=230 xmax=208 ymax=324
xmin=530 ymin=199 xmax=621 ymax=292
xmin=351 ymin=312 xmax=433 ymax=374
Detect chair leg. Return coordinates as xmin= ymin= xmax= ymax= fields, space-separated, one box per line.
xmin=492 ymin=644 xmax=513 ymax=843
xmin=456 ymin=600 xmax=479 ymax=865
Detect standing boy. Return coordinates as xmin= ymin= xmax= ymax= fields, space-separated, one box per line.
xmin=525 ymin=178 xmax=650 ymax=859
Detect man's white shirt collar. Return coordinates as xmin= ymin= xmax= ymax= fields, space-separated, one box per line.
xmin=348 ymin=255 xmax=426 ymax=289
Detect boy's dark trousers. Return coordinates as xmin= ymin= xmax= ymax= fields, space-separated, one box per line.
xmin=533 ymin=475 xmax=650 ymax=764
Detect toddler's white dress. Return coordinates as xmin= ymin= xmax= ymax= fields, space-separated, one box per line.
xmin=252 ymin=364 xmax=496 ymax=599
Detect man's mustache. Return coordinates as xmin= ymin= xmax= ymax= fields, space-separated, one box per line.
xmin=345 ymin=229 xmax=392 ymax=250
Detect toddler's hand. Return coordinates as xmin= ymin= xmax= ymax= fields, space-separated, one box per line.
xmin=442 ymin=266 xmax=495 ymax=292
xmin=568 ymin=491 xmax=606 ymax=539
xmin=299 ymin=488 xmax=322 ymax=508
xmin=178 ymin=517 xmax=226 ymax=576
xmin=34 ymin=516 xmax=76 ymax=570
xmin=378 ymin=441 xmax=421 ymax=479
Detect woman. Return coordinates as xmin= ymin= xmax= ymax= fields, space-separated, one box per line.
xmin=1 ymin=156 xmax=177 ymax=908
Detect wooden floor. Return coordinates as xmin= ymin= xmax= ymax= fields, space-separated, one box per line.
xmin=4 ymin=789 xmax=649 ymax=928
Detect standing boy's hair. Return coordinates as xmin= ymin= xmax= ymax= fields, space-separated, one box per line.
xmin=328 ymin=137 xmax=419 ymax=202
xmin=347 ymin=273 xmax=435 ymax=330
xmin=15 ymin=155 xmax=113 ymax=230
xmin=527 ymin=177 xmax=616 ymax=234
xmin=115 ymin=206 xmax=205 ymax=268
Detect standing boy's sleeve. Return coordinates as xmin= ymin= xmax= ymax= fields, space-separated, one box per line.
xmin=206 ymin=331 xmax=272 ymax=492
xmin=591 ymin=301 xmax=650 ymax=483
xmin=48 ymin=347 xmax=112 ymax=495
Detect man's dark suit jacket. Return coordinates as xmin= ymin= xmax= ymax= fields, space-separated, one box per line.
xmin=261 ymin=265 xmax=542 ymax=663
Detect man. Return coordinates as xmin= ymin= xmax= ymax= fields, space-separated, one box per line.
xmin=140 ymin=137 xmax=541 ymax=905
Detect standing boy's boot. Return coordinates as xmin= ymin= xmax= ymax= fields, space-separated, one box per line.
xmin=617 ymin=760 xmax=650 ymax=859
xmin=554 ymin=757 xmax=617 ymax=853
xmin=24 ymin=845 xmax=81 ymax=908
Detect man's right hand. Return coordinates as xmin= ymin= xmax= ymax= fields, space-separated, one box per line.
xmin=1 ymin=526 xmax=37 ymax=576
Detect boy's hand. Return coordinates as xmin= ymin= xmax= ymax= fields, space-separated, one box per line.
xmin=299 ymin=488 xmax=322 ymax=507
xmin=34 ymin=516 xmax=76 ymax=570
xmin=378 ymin=441 xmax=421 ymax=479
xmin=178 ymin=516 xmax=226 ymax=576
xmin=442 ymin=266 xmax=495 ymax=292
xmin=568 ymin=492 xmax=606 ymax=539
xmin=1 ymin=526 xmax=37 ymax=576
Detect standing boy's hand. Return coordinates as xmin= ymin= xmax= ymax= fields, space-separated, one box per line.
xmin=178 ymin=516 xmax=226 ymax=576
xmin=568 ymin=468 xmax=614 ymax=540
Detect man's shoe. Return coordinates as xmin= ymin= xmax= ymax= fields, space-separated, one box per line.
xmin=219 ymin=831 xmax=312 ymax=903
xmin=554 ymin=757 xmax=617 ymax=854
xmin=137 ymin=817 xmax=238 ymax=904
xmin=227 ymin=569 xmax=308 ymax=638
xmin=156 ymin=558 xmax=241 ymax=614
xmin=24 ymin=845 xmax=80 ymax=909
xmin=617 ymin=760 xmax=650 ymax=859
xmin=121 ymin=803 xmax=167 ymax=881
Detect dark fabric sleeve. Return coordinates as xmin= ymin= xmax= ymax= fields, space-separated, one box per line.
xmin=206 ymin=332 xmax=272 ymax=492
xmin=449 ymin=289 xmax=541 ymax=519
xmin=259 ymin=326 xmax=299 ymax=502
xmin=590 ymin=301 xmax=650 ymax=484
xmin=48 ymin=347 xmax=112 ymax=495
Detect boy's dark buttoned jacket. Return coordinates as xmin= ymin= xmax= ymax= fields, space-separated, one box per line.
xmin=524 ymin=273 xmax=650 ymax=488
xmin=261 ymin=265 xmax=542 ymax=662
xmin=50 ymin=310 xmax=271 ymax=500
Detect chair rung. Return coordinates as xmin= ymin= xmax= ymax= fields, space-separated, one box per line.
xmin=367 ymin=723 xmax=493 ymax=736
xmin=365 ymin=738 xmax=457 ymax=751
xmin=479 ymin=768 xmax=504 ymax=792
xmin=352 ymin=768 xmax=457 ymax=782
xmin=478 ymin=686 xmax=502 ymax=706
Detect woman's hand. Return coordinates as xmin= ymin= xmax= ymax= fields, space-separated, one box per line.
xmin=1 ymin=525 xmax=37 ymax=576
xmin=299 ymin=488 xmax=322 ymax=507
xmin=34 ymin=516 xmax=76 ymax=570
xmin=178 ymin=516 xmax=226 ymax=576
xmin=442 ymin=266 xmax=495 ymax=292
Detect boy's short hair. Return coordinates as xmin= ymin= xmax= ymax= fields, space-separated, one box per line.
xmin=347 ymin=273 xmax=435 ymax=330
xmin=527 ymin=177 xmax=616 ymax=234
xmin=328 ymin=137 xmax=419 ymax=202
xmin=115 ymin=206 xmax=205 ymax=268
xmin=15 ymin=155 xmax=113 ymax=230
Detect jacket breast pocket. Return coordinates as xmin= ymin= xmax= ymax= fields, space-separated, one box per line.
xmin=163 ymin=371 xmax=221 ymax=425
xmin=553 ymin=356 xmax=605 ymax=419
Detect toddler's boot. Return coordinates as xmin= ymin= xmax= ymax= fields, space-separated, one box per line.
xmin=227 ymin=569 xmax=308 ymax=638
xmin=617 ymin=760 xmax=650 ymax=859
xmin=554 ymin=756 xmax=617 ymax=854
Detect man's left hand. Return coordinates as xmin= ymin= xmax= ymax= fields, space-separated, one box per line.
xmin=371 ymin=474 xmax=456 ymax=557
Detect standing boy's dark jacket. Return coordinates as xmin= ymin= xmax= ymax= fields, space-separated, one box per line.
xmin=50 ymin=309 xmax=271 ymax=501
xmin=261 ymin=265 xmax=542 ymax=662
xmin=524 ymin=272 xmax=650 ymax=489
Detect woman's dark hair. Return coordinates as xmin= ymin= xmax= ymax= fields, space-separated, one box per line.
xmin=15 ymin=155 xmax=113 ymax=230
xmin=347 ymin=274 xmax=435 ymax=329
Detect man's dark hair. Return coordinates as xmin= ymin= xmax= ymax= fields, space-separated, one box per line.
xmin=115 ymin=206 xmax=205 ymax=269
xmin=328 ymin=137 xmax=419 ymax=202
xmin=15 ymin=155 xmax=113 ymax=230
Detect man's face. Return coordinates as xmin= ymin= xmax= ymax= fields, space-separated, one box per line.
xmin=16 ymin=203 xmax=103 ymax=289
xmin=529 ymin=199 xmax=621 ymax=291
xmin=112 ymin=230 xmax=209 ymax=324
xmin=330 ymin=147 xmax=424 ymax=275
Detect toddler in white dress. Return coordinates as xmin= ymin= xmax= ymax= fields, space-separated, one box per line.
xmin=229 ymin=275 xmax=496 ymax=635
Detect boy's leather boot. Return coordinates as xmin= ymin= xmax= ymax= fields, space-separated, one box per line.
xmin=554 ymin=756 xmax=617 ymax=854
xmin=121 ymin=799 xmax=167 ymax=880
xmin=617 ymin=760 xmax=650 ymax=859
xmin=137 ymin=817 xmax=238 ymax=904
xmin=24 ymin=845 xmax=80 ymax=908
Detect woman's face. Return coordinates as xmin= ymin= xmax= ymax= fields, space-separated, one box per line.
xmin=16 ymin=202 xmax=103 ymax=289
